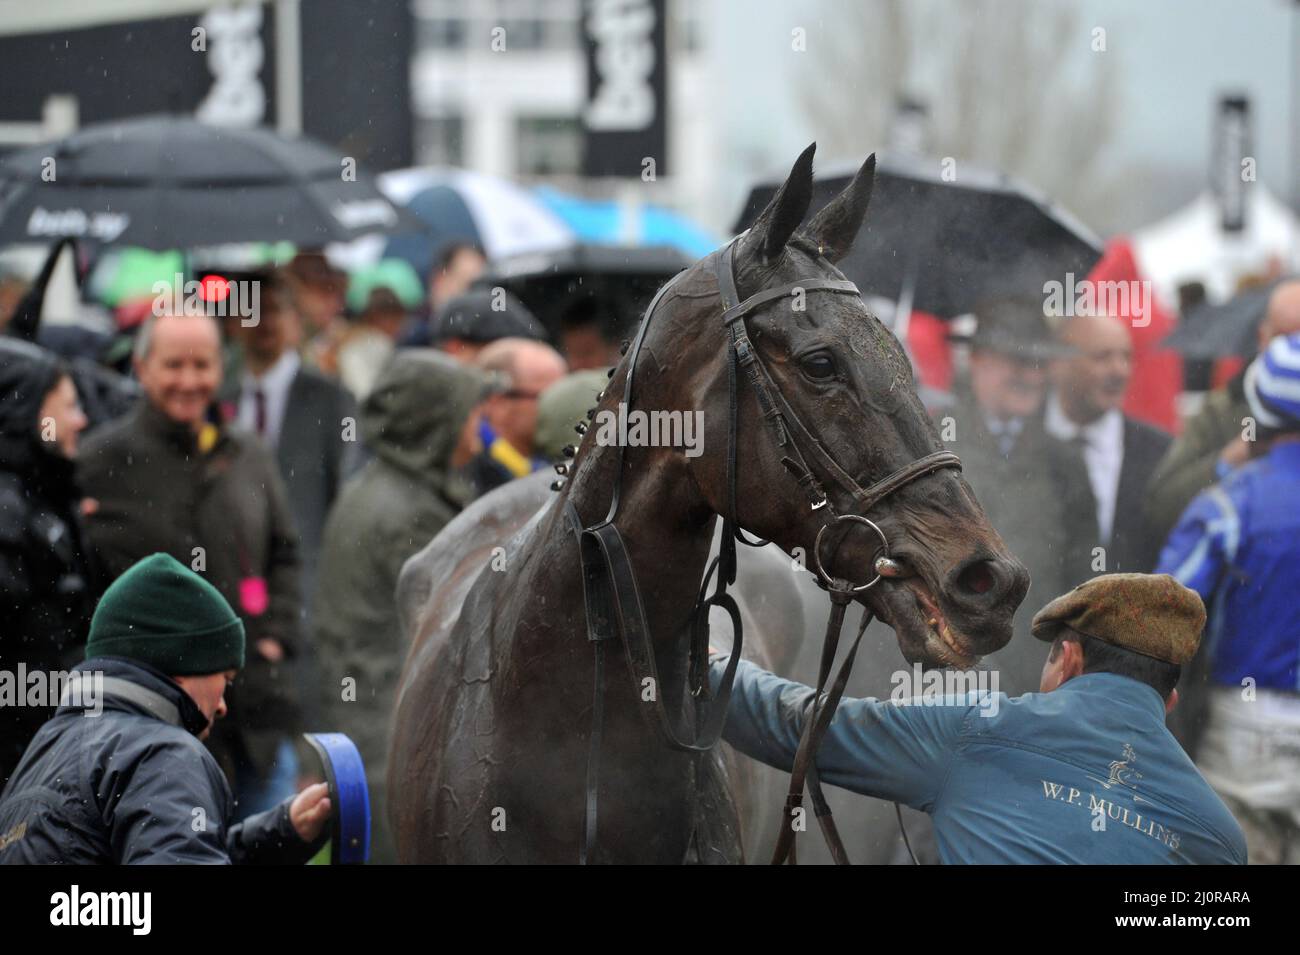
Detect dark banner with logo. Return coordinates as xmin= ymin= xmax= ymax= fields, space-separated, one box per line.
xmin=580 ymin=0 xmax=668 ymax=179
xmin=0 ymin=1 xmax=411 ymax=170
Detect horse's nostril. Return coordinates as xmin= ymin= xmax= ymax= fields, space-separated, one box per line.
xmin=957 ymin=560 xmax=997 ymax=596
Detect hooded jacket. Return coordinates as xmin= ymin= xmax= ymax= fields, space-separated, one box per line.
xmin=312 ymin=349 xmax=487 ymax=862
xmin=0 ymin=339 xmax=98 ymax=784
xmin=0 ymin=656 xmax=325 ymax=864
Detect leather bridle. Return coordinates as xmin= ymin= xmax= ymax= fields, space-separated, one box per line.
xmin=564 ymin=235 xmax=961 ymax=864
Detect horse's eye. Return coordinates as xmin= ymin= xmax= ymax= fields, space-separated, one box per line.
xmin=801 ymin=353 xmax=837 ymax=379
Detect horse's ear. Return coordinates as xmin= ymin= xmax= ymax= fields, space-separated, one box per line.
xmin=741 ymin=142 xmax=816 ymax=264
xmin=801 ymin=153 xmax=875 ymax=263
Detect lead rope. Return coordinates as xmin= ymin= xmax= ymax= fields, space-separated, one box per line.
xmin=896 ymin=802 xmax=920 ymax=864
xmin=770 ymin=584 xmax=871 ymax=865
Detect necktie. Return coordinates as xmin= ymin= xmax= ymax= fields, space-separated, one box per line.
xmin=254 ymin=388 xmax=267 ymax=437
xmin=987 ymin=417 xmax=1022 ymax=458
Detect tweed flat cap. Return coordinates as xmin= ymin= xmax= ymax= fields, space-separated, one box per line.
xmin=1031 ymin=573 xmax=1206 ymax=665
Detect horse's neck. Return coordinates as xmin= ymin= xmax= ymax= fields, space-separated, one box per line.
xmin=557 ymin=439 xmax=717 ymax=665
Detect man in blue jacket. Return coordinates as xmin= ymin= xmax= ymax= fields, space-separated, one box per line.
xmin=1156 ymin=331 xmax=1300 ymax=864
xmin=712 ymin=573 xmax=1246 ymax=864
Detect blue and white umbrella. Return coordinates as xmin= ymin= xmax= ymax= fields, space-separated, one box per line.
xmin=373 ymin=168 xmax=721 ymax=280
xmin=378 ymin=167 xmax=571 ymax=278
xmin=533 ymin=185 xmax=721 ymax=259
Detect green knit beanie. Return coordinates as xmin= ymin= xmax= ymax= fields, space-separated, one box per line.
xmin=86 ymin=553 xmax=246 ymax=675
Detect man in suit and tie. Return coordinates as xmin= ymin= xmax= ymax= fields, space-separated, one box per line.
xmin=225 ymin=271 xmax=361 ymax=612
xmin=1045 ymin=312 xmax=1172 ymax=574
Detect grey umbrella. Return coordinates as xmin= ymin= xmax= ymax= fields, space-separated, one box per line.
xmin=0 ymin=115 xmax=423 ymax=250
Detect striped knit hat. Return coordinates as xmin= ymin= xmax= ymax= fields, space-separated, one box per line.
xmin=1244 ymin=332 xmax=1300 ymax=430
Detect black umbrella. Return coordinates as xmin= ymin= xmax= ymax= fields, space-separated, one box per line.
xmin=1160 ymin=281 xmax=1288 ymax=359
xmin=482 ymin=243 xmax=691 ymax=340
xmin=4 ymin=237 xmax=139 ymax=429
xmin=0 ymin=115 xmax=423 ymax=250
xmin=430 ymin=288 xmax=547 ymax=344
xmin=733 ymin=152 xmax=1103 ymax=317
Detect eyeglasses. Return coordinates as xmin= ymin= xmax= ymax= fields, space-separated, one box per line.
xmin=500 ymin=389 xmax=542 ymax=401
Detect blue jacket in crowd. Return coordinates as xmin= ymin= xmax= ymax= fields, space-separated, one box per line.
xmin=1156 ymin=441 xmax=1300 ymax=691
xmin=711 ymin=659 xmax=1246 ymax=864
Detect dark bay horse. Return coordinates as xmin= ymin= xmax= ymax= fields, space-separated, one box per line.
xmin=389 ymin=145 xmax=1029 ymax=863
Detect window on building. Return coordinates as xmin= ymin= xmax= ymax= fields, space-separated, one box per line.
xmin=413 ymin=0 xmax=469 ymax=49
xmin=418 ymin=18 xmax=468 ymax=50
xmin=413 ymin=0 xmax=578 ymax=52
xmin=500 ymin=18 xmax=544 ymax=50
xmin=416 ymin=115 xmax=466 ymax=167
xmin=500 ymin=0 xmax=579 ymax=50
xmin=540 ymin=10 xmax=579 ymax=49
xmin=517 ymin=116 xmax=582 ymax=177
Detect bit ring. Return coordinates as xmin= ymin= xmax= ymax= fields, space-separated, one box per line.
xmin=812 ymin=515 xmax=889 ymax=593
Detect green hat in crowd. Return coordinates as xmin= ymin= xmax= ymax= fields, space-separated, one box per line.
xmin=535 ymin=369 xmax=610 ymax=462
xmin=86 ymin=553 xmax=246 ymax=676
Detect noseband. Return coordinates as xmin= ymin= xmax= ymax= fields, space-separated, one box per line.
xmin=565 ymin=235 xmax=961 ymax=864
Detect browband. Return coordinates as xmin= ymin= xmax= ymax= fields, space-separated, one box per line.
xmin=716 ymin=238 xmax=961 ymax=517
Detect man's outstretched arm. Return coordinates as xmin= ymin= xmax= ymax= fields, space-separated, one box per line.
xmin=710 ymin=656 xmax=977 ymax=813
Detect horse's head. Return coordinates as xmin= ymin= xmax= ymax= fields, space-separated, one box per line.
xmin=666 ymin=144 xmax=1028 ymax=667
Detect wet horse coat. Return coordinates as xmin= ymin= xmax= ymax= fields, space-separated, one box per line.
xmin=389 ymin=146 xmax=1029 ymax=863
xmin=391 ymin=473 xmax=795 ymax=861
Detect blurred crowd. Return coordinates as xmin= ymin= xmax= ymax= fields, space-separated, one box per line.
xmin=1 ymin=237 xmax=1299 ymax=863
xmin=0 ymin=242 xmax=617 ymax=861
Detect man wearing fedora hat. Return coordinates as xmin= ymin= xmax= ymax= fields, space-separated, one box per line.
xmin=710 ymin=573 xmax=1246 ymax=864
xmin=1157 ymin=331 xmax=1300 ymax=864
xmin=942 ymin=296 xmax=1094 ymax=694
xmin=0 ymin=552 xmax=332 ymax=864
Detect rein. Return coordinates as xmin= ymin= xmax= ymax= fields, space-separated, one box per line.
xmin=564 ymin=236 xmax=961 ymax=864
